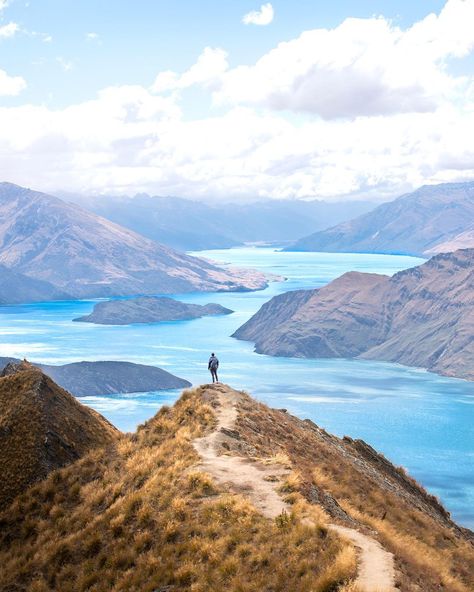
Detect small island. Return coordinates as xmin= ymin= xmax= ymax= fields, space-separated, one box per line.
xmin=0 ymin=358 xmax=191 ymax=396
xmin=73 ymin=296 xmax=234 ymax=325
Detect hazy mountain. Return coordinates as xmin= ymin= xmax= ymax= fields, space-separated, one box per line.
xmin=0 ymin=358 xmax=191 ymax=395
xmin=287 ymin=181 xmax=474 ymax=256
xmin=0 ymin=183 xmax=268 ymax=300
xmin=0 ymin=264 xmax=70 ymax=304
xmin=64 ymin=192 xmax=376 ymax=251
xmin=425 ymin=226 xmax=474 ymax=255
xmin=0 ymin=361 xmax=118 ymax=510
xmin=233 ymin=249 xmax=474 ymax=381
xmin=0 ymin=383 xmax=471 ymax=591
xmin=74 ymin=296 xmax=232 ymax=325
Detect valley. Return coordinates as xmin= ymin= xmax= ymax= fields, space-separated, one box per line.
xmin=1 ymin=247 xmax=473 ymax=530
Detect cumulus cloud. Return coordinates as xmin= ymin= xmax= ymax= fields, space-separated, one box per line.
xmin=86 ymin=32 xmax=100 ymax=42
xmin=0 ymin=0 xmax=473 ymax=201
xmin=152 ymin=47 xmax=228 ymax=93
xmin=0 ymin=22 xmax=19 ymax=38
xmin=0 ymin=0 xmax=8 ymax=13
xmin=0 ymin=68 xmax=26 ymax=95
xmin=1 ymin=83 xmax=473 ymax=200
xmin=242 ymin=3 xmax=274 ymax=26
xmin=217 ymin=0 xmax=474 ymax=118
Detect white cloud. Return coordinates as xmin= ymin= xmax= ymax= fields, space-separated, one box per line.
xmin=152 ymin=47 xmax=228 ymax=93
xmin=0 ymin=22 xmax=19 ymax=38
xmin=242 ymin=3 xmax=274 ymax=26
xmin=217 ymin=0 xmax=474 ymax=118
xmin=56 ymin=56 xmax=73 ymax=72
xmin=0 ymin=0 xmax=473 ymax=202
xmin=0 ymin=68 xmax=26 ymax=95
xmin=86 ymin=32 xmax=100 ymax=42
xmin=0 ymin=84 xmax=473 ymax=200
xmin=0 ymin=0 xmax=8 ymax=13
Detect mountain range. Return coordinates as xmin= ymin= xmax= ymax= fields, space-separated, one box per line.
xmin=0 ymin=370 xmax=472 ymax=591
xmin=64 ymin=191 xmax=375 ymax=251
xmin=233 ymin=248 xmax=474 ymax=381
xmin=288 ymin=181 xmax=474 ymax=256
xmin=0 ymin=183 xmax=269 ymax=301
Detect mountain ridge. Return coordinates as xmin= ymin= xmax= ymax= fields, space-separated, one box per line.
xmin=0 ymin=361 xmax=119 ymax=510
xmin=233 ymin=248 xmax=474 ymax=381
xmin=0 ymin=182 xmax=269 ymax=301
xmin=63 ymin=191 xmax=376 ymax=251
xmin=286 ymin=181 xmax=474 ymax=256
xmin=0 ymin=381 xmax=472 ymax=591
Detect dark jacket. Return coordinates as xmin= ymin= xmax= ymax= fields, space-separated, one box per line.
xmin=208 ymin=355 xmax=219 ymax=370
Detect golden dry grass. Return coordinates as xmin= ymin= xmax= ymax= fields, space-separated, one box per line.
xmin=234 ymin=392 xmax=474 ymax=592
xmin=0 ymin=366 xmax=118 ymax=510
xmin=0 ymin=386 xmax=356 ymax=592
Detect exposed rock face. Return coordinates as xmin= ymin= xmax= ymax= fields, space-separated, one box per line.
xmin=233 ymin=249 xmax=474 ymax=380
xmin=287 ymin=181 xmax=474 ymax=256
xmin=0 ymin=182 xmax=269 ymax=301
xmin=0 ymin=358 xmax=191 ymax=396
xmin=73 ymin=296 xmax=233 ymax=325
xmin=0 ymin=264 xmax=70 ymax=304
xmin=0 ymin=362 xmax=118 ymax=510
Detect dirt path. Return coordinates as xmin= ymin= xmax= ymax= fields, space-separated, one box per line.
xmin=193 ymin=384 xmax=398 ymax=592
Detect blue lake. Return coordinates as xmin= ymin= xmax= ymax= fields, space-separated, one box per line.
xmin=0 ymin=248 xmax=472 ymax=529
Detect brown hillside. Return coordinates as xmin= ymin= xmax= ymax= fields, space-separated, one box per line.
xmin=0 ymin=362 xmax=118 ymax=510
xmin=0 ymin=383 xmax=472 ymax=592
xmin=233 ymin=248 xmax=474 ymax=381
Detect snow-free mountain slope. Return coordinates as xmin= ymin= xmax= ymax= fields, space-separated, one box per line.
xmin=65 ymin=192 xmax=376 ymax=251
xmin=0 ymin=183 xmax=268 ymax=299
xmin=234 ymin=249 xmax=474 ymax=380
xmin=288 ymin=182 xmax=474 ymax=256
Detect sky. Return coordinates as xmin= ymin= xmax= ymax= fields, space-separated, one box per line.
xmin=0 ymin=0 xmax=473 ymax=201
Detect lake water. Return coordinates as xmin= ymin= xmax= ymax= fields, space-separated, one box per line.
xmin=0 ymin=248 xmax=472 ymax=529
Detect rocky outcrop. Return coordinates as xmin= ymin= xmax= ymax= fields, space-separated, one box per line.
xmin=73 ymin=296 xmax=233 ymax=325
xmin=0 ymin=182 xmax=269 ymax=301
xmin=233 ymin=249 xmax=474 ymax=380
xmin=0 ymin=358 xmax=191 ymax=396
xmin=287 ymin=181 xmax=474 ymax=256
xmin=0 ymin=362 xmax=118 ymax=509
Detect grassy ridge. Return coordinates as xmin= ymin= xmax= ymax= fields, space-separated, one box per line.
xmin=0 ymin=387 xmax=355 ymax=592
xmin=234 ymin=393 xmax=474 ymax=591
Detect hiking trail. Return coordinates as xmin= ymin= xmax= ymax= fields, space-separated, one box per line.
xmin=193 ymin=383 xmax=399 ymax=592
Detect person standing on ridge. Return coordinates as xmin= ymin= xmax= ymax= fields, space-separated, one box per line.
xmin=208 ymin=353 xmax=219 ymax=383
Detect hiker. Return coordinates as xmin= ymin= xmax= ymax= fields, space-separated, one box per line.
xmin=208 ymin=353 xmax=219 ymax=383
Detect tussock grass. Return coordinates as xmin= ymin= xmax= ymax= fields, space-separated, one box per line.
xmin=235 ymin=392 xmax=474 ymax=592
xmin=0 ymin=386 xmax=355 ymax=592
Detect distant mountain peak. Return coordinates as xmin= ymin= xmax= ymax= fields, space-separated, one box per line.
xmin=286 ymin=180 xmax=474 ymax=256
xmin=0 ymin=182 xmax=269 ymax=301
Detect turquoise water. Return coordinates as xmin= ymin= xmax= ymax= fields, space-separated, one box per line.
xmin=0 ymin=248 xmax=472 ymax=529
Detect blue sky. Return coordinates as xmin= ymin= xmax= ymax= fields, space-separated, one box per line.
xmin=0 ymin=0 xmax=473 ymax=200
xmin=3 ymin=0 xmax=447 ymax=108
